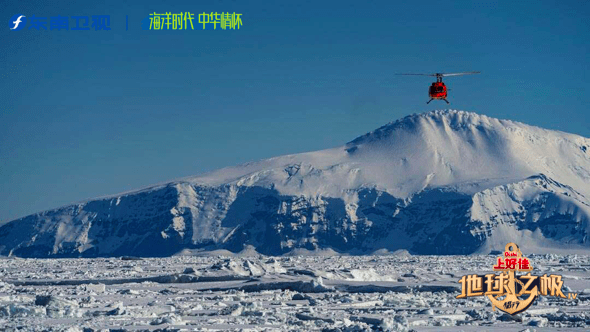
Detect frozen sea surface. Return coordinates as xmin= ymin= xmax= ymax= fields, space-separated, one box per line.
xmin=0 ymin=254 xmax=588 ymax=331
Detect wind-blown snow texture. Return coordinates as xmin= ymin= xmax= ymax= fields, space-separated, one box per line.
xmin=2 ymin=110 xmax=589 ymax=257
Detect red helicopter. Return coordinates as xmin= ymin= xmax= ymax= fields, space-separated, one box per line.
xmin=397 ymin=71 xmax=480 ymax=104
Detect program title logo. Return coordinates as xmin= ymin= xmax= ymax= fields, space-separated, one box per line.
xmin=457 ymin=242 xmax=578 ymax=315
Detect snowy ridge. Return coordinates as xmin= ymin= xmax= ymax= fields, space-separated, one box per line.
xmin=1 ymin=110 xmax=589 ymax=257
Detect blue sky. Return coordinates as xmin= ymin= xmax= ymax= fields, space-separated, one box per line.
xmin=1 ymin=0 xmax=589 ymax=222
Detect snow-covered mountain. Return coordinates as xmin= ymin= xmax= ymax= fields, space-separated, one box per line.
xmin=1 ymin=110 xmax=589 ymax=257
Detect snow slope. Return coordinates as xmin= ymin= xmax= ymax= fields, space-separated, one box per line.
xmin=1 ymin=110 xmax=589 ymax=257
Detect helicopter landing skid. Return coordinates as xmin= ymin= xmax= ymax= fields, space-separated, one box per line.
xmin=426 ymin=99 xmax=450 ymax=104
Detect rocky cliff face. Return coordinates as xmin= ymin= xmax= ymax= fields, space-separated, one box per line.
xmin=1 ymin=110 xmax=589 ymax=257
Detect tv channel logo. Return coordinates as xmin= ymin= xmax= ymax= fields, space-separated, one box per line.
xmin=9 ymin=14 xmax=27 ymax=31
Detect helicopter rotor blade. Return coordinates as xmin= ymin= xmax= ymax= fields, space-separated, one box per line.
xmin=438 ymin=71 xmax=480 ymax=77
xmin=395 ymin=73 xmax=437 ymax=76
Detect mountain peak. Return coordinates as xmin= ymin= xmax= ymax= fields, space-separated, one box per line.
xmin=1 ymin=110 xmax=589 ymax=257
xmin=348 ymin=110 xmax=517 ymax=146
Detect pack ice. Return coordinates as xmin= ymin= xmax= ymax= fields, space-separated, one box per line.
xmin=1 ymin=110 xmax=589 ymax=257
